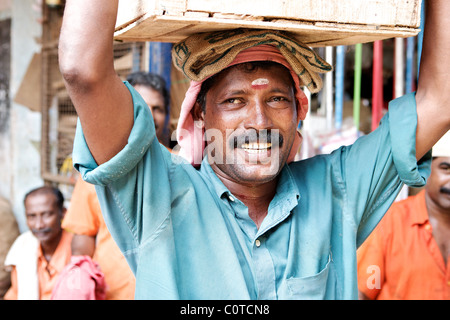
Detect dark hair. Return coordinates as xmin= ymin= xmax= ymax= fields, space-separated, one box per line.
xmin=126 ymin=71 xmax=170 ymax=110
xmin=24 ymin=186 xmax=65 ymax=211
xmin=196 ymin=61 xmax=294 ymax=113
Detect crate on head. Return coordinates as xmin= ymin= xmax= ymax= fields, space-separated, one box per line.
xmin=114 ymin=0 xmax=422 ymax=46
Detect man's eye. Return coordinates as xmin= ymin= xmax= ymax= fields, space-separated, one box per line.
xmin=43 ymin=211 xmax=54 ymax=218
xmin=271 ymin=96 xmax=287 ymax=102
xmin=152 ymin=106 xmax=165 ymax=114
xmin=226 ymin=98 xmax=241 ymax=104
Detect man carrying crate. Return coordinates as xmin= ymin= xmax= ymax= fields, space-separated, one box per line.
xmin=58 ymin=0 xmax=450 ymax=299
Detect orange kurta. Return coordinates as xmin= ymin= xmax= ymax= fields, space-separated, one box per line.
xmin=5 ymin=230 xmax=72 ymax=300
xmin=357 ymin=190 xmax=450 ymax=300
xmin=62 ymin=178 xmax=135 ymax=300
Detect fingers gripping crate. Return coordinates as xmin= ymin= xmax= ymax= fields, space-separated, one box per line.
xmin=115 ymin=0 xmax=422 ymax=47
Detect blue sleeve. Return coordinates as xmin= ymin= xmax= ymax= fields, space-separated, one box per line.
xmin=71 ymin=82 xmax=184 ymax=272
xmin=72 ymin=82 xmax=155 ymax=185
xmin=337 ymin=92 xmax=431 ymax=246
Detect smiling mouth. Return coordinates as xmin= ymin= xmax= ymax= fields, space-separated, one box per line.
xmin=33 ymin=231 xmax=50 ymax=239
xmin=231 ymin=130 xmax=283 ymax=150
xmin=240 ymin=142 xmax=272 ymax=153
xmin=440 ymin=187 xmax=450 ymax=195
xmin=32 ymin=228 xmax=52 ymax=236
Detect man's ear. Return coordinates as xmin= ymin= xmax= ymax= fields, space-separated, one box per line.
xmin=192 ymin=101 xmax=205 ymax=122
xmin=61 ymin=207 xmax=67 ymax=220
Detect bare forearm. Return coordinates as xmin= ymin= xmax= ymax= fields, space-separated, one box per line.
xmin=59 ymin=0 xmax=118 ymax=83
xmin=71 ymin=234 xmax=96 ymax=257
xmin=59 ymin=0 xmax=133 ymax=164
xmin=415 ymin=0 xmax=450 ymax=159
xmin=417 ymin=0 xmax=450 ymax=99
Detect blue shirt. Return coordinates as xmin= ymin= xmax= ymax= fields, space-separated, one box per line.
xmin=73 ymin=82 xmax=430 ymax=299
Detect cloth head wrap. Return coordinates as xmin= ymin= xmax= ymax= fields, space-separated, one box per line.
xmin=172 ymin=29 xmax=332 ymax=166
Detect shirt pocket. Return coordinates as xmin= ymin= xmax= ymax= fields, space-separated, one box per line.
xmin=281 ymin=254 xmax=335 ymax=300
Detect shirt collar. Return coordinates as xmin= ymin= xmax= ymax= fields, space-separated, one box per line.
xmin=410 ymin=190 xmax=430 ymax=227
xmin=199 ymin=157 xmax=230 ymax=200
xmin=36 ymin=230 xmax=72 ymax=274
xmin=199 ymin=156 xmax=300 ymax=208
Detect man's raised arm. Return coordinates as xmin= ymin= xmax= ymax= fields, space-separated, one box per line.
xmin=415 ymin=0 xmax=450 ymax=159
xmin=59 ymin=0 xmax=134 ymax=165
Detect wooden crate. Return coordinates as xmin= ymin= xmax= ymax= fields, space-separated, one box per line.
xmin=115 ymin=0 xmax=422 ymax=47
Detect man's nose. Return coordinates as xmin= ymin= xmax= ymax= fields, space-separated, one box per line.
xmin=243 ymin=100 xmax=274 ymax=130
xmin=34 ymin=216 xmax=45 ymax=229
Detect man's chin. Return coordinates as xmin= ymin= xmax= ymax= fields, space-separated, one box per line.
xmin=33 ymin=232 xmax=50 ymax=242
xmin=219 ymin=162 xmax=282 ymax=185
xmin=237 ymin=149 xmax=282 ymax=176
xmin=208 ymin=147 xmax=286 ymax=183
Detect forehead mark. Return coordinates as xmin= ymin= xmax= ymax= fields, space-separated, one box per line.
xmin=251 ymin=78 xmax=269 ymax=89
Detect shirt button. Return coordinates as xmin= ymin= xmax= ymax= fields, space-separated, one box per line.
xmin=447 ymin=281 xmax=450 ymax=287
xmin=255 ymin=239 xmax=261 ymax=247
xmin=228 ymin=195 xmax=235 ymax=202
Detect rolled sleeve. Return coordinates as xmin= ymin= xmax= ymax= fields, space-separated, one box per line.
xmin=72 ymin=81 xmax=156 ymax=186
xmin=388 ymin=92 xmax=431 ymax=187
xmin=341 ymin=92 xmax=431 ymax=246
xmin=71 ymin=81 xmax=177 ymax=272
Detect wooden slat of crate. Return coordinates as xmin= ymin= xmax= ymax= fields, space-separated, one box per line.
xmin=114 ymin=14 xmax=420 ymax=47
xmin=185 ymin=0 xmax=420 ymax=27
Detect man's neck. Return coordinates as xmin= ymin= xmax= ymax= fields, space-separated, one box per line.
xmin=217 ymin=173 xmax=278 ymax=229
xmin=40 ymin=230 xmax=63 ymax=262
xmin=426 ymin=195 xmax=450 ymax=227
xmin=425 ymin=193 xmax=450 ymax=264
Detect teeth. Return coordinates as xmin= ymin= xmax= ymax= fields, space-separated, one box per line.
xmin=240 ymin=143 xmax=272 ymax=153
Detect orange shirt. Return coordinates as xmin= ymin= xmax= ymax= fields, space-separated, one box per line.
xmin=5 ymin=230 xmax=72 ymax=300
xmin=62 ymin=178 xmax=135 ymax=300
xmin=357 ymin=190 xmax=450 ymax=300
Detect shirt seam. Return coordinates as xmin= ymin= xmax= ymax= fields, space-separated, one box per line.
xmin=360 ymin=178 xmax=401 ymax=226
xmin=136 ymin=159 xmax=178 ymax=249
xmin=108 ymin=184 xmax=140 ymax=247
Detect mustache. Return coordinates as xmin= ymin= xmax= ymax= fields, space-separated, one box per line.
xmin=440 ymin=187 xmax=450 ymax=195
xmin=31 ymin=227 xmax=52 ymax=234
xmin=229 ymin=130 xmax=284 ymax=149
